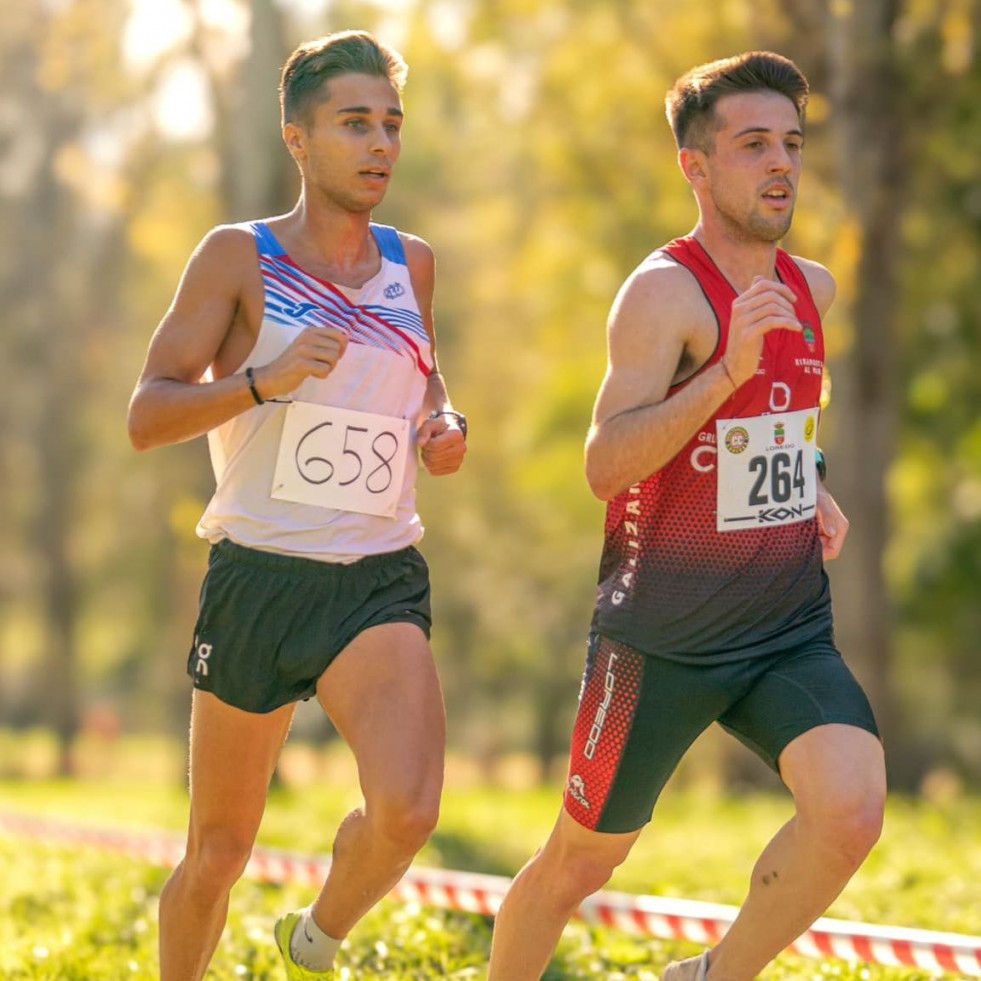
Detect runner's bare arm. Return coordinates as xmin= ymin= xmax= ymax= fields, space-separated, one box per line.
xmin=586 ymin=261 xmax=805 ymax=500
xmin=128 ymin=227 xmax=347 ymax=451
xmin=402 ymin=233 xmax=466 ymax=476
xmin=401 ymin=236 xmax=447 ymax=414
xmin=585 ymin=263 xmax=736 ymax=500
xmin=792 ymin=256 xmax=836 ymax=319
xmin=793 ymin=256 xmax=847 ymax=557
xmin=816 ymin=483 xmax=849 ymax=559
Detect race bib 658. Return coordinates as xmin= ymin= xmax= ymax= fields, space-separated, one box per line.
xmin=271 ymin=402 xmax=410 ymax=519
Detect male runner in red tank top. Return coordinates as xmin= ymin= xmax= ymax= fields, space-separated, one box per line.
xmin=488 ymin=52 xmax=885 ymax=981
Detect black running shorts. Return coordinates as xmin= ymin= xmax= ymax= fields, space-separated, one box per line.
xmin=187 ymin=539 xmax=432 ymax=714
xmin=563 ymin=631 xmax=879 ymax=834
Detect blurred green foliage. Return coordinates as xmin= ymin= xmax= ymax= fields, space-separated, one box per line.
xmin=0 ymin=0 xmax=979 ymax=784
xmin=2 ymin=777 xmax=980 ymax=978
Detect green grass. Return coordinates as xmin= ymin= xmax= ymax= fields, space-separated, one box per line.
xmin=1 ymin=779 xmax=979 ymax=979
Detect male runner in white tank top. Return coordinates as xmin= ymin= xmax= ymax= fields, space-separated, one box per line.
xmin=128 ymin=31 xmax=466 ymax=981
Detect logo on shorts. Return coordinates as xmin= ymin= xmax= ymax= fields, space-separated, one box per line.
xmin=584 ymin=652 xmax=618 ymax=760
xmin=193 ymin=637 xmax=213 ymax=677
xmin=567 ymin=773 xmax=590 ymax=809
xmin=724 ymin=426 xmax=750 ymax=454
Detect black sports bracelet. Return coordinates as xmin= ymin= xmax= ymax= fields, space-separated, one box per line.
xmin=245 ymin=366 xmax=264 ymax=406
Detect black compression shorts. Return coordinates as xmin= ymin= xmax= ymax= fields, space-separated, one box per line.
xmin=563 ymin=630 xmax=879 ymax=833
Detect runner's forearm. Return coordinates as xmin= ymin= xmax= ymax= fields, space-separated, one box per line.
xmin=128 ymin=374 xmax=263 ymax=451
xmin=422 ymin=369 xmax=453 ymax=415
xmin=585 ymin=361 xmax=735 ymax=500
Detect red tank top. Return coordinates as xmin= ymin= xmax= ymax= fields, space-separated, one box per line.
xmin=591 ymin=236 xmax=832 ymax=662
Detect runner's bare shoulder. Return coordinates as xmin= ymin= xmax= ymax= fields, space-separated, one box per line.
xmin=185 ymin=224 xmax=260 ymax=283
xmin=398 ymin=230 xmax=434 ymax=262
xmin=154 ymin=224 xmax=261 ymax=370
xmin=610 ymin=249 xmax=711 ymax=346
xmin=790 ymin=255 xmax=836 ymax=317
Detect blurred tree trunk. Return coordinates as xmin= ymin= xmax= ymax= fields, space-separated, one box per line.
xmin=14 ymin=68 xmax=120 ymax=775
xmin=824 ymin=0 xmax=911 ymax=781
xmin=30 ymin=137 xmax=134 ymax=776
xmin=202 ymin=0 xmax=295 ymax=221
xmin=232 ymin=0 xmax=296 ymax=217
xmin=35 ymin=316 xmax=82 ymax=777
xmin=21 ymin=84 xmax=85 ymax=779
xmin=161 ymin=0 xmax=295 ymax=782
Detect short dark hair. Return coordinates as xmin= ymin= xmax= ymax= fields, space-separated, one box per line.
xmin=279 ymin=30 xmax=408 ymax=126
xmin=665 ymin=51 xmax=809 ymax=151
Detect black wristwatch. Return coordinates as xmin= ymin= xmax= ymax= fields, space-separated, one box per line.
xmin=430 ymin=409 xmax=467 ymax=439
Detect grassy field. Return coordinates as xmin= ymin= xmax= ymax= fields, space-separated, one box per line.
xmin=1 ymin=776 xmax=979 ymax=980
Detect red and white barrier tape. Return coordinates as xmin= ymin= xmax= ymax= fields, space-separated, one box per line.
xmin=2 ymin=810 xmax=979 ymax=976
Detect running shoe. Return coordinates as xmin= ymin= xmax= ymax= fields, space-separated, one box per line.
xmin=274 ymin=910 xmax=335 ymax=980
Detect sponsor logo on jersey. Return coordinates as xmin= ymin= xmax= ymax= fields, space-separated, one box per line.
xmin=802 ymin=322 xmax=816 ymax=351
xmin=384 ymin=282 xmax=406 ymax=299
xmin=691 ymin=430 xmax=717 ymax=472
xmin=282 ymin=301 xmax=319 ymax=319
xmin=769 ymin=382 xmax=792 ymax=412
xmin=611 ymin=485 xmax=642 ymax=605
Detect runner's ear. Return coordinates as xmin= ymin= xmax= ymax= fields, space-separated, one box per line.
xmin=678 ymin=147 xmax=707 ymax=184
xmin=283 ymin=122 xmax=306 ymax=162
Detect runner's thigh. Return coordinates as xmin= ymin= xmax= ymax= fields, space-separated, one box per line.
xmin=564 ymin=634 xmax=737 ymax=835
xmin=187 ymin=690 xmax=295 ymax=844
xmin=316 ymin=622 xmax=445 ymax=803
xmin=718 ymin=643 xmax=879 ymax=776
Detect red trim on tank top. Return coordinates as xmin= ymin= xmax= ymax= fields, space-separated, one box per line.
xmin=273 ymin=254 xmax=433 ymax=378
xmin=659 ymin=236 xmax=817 ymax=394
xmin=660 ymin=237 xmax=731 ymax=393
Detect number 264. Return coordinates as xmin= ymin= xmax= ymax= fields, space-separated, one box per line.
xmin=748 ymin=451 xmax=806 ymax=506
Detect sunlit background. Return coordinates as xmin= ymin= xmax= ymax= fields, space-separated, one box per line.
xmin=1 ymin=0 xmax=980 ymax=798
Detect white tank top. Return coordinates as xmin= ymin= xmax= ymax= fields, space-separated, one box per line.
xmin=196 ymin=221 xmax=434 ymax=562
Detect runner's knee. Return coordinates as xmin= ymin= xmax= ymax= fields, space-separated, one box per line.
xmin=370 ymin=790 xmax=440 ymax=852
xmin=544 ymin=846 xmax=622 ymax=906
xmin=800 ymin=784 xmax=884 ymax=866
xmin=185 ymin=830 xmax=254 ymax=894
